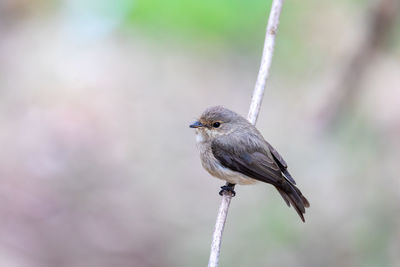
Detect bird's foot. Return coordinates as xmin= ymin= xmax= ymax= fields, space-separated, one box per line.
xmin=219 ymin=183 xmax=236 ymax=197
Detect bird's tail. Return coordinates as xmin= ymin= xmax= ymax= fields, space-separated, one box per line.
xmin=275 ymin=181 xmax=310 ymax=222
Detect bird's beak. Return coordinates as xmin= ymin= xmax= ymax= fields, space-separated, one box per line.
xmin=189 ymin=121 xmax=203 ymax=128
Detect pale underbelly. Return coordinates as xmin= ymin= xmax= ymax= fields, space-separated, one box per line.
xmin=215 ymin=174 xmax=258 ymax=185
xmin=207 ymin=163 xmax=258 ymax=185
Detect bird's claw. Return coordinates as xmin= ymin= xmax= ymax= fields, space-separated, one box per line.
xmin=219 ymin=184 xmax=236 ymax=197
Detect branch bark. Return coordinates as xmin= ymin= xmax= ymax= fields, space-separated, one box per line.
xmin=207 ymin=1 xmax=284 ymax=266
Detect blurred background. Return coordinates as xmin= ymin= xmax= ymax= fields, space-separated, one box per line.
xmin=0 ymin=0 xmax=399 ymax=266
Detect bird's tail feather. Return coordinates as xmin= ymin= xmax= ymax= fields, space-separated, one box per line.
xmin=275 ymin=181 xmax=310 ymax=222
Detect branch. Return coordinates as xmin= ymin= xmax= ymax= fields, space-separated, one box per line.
xmin=247 ymin=0 xmax=283 ymax=125
xmin=207 ymin=1 xmax=284 ymax=267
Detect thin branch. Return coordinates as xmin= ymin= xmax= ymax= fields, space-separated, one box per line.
xmin=248 ymin=0 xmax=283 ymax=125
xmin=207 ymin=1 xmax=284 ymax=267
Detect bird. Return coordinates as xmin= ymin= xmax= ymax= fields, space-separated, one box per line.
xmin=190 ymin=106 xmax=310 ymax=222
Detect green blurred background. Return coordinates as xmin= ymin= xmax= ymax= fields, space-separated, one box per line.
xmin=1 ymin=0 xmax=399 ymax=266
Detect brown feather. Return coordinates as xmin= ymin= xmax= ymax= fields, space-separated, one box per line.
xmin=193 ymin=106 xmax=310 ymax=222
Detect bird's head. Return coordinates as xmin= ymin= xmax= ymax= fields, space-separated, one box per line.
xmin=189 ymin=106 xmax=247 ymax=142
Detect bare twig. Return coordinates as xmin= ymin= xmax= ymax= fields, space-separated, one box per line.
xmin=207 ymin=1 xmax=284 ymax=266
xmin=247 ymin=0 xmax=284 ymax=125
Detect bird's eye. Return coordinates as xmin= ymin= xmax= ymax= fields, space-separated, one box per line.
xmin=213 ymin=122 xmax=221 ymax=128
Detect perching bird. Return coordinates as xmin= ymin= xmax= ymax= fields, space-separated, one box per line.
xmin=190 ymin=106 xmax=310 ymax=222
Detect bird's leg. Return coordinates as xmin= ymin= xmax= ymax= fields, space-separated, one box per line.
xmin=219 ymin=182 xmax=236 ymax=197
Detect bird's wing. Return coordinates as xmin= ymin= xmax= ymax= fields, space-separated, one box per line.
xmin=211 ymin=138 xmax=284 ymax=185
xmin=266 ymin=142 xmax=287 ymax=168
xmin=266 ymin=142 xmax=296 ymax=185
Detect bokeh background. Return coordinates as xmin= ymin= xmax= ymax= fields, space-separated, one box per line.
xmin=1 ymin=0 xmax=400 ymax=266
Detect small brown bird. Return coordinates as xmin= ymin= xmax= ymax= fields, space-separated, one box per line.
xmin=190 ymin=106 xmax=310 ymax=222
